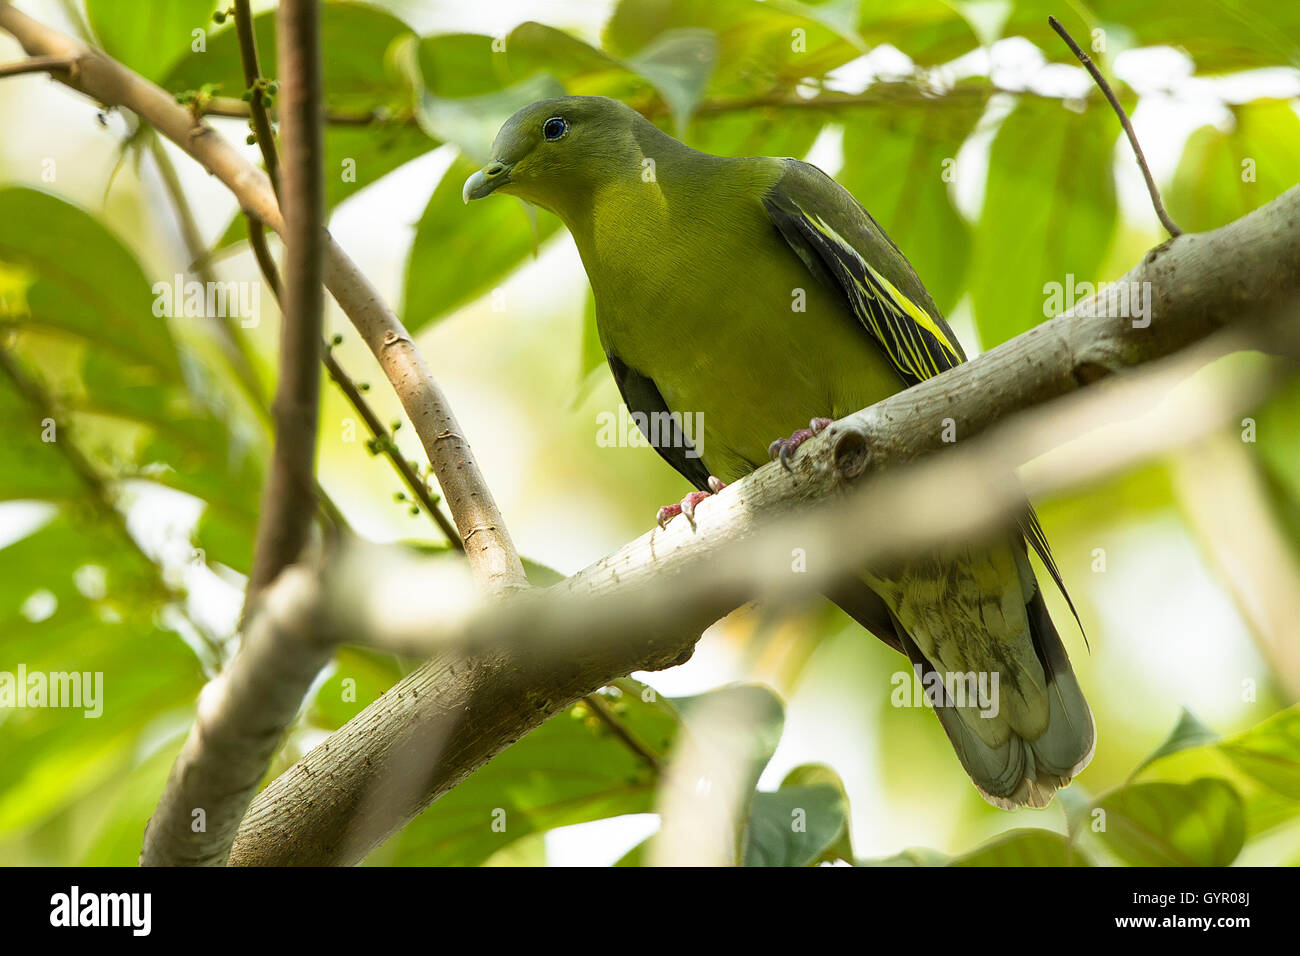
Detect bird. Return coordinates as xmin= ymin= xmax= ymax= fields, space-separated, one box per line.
xmin=464 ymin=95 xmax=1094 ymax=809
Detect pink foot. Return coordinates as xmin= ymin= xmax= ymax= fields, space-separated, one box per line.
xmin=656 ymin=476 xmax=726 ymax=528
xmin=768 ymin=418 xmax=834 ymax=470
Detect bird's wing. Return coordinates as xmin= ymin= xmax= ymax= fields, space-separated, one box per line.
xmin=606 ymin=351 xmax=713 ymax=491
xmin=761 ymin=159 xmax=966 ymax=386
xmin=761 ymin=159 xmax=1080 ymax=630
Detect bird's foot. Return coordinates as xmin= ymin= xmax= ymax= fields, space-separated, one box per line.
xmin=656 ymin=476 xmax=727 ymax=528
xmin=768 ymin=418 xmax=834 ymax=471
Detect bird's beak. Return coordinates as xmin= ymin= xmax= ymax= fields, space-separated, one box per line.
xmin=462 ymin=160 xmax=513 ymax=203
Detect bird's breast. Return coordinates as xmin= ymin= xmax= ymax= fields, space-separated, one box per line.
xmin=585 ymin=199 xmax=903 ymax=480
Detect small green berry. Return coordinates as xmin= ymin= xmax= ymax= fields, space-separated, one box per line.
xmin=213 ymin=10 xmax=226 ymax=23
xmin=331 ymin=333 xmax=343 ymax=346
xmin=246 ymin=133 xmax=257 ymax=145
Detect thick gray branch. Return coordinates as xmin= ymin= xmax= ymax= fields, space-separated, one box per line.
xmin=140 ymin=569 xmax=332 ymax=865
xmin=228 ymin=190 xmax=1300 ymax=865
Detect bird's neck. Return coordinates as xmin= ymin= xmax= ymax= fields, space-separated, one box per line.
xmin=563 ymin=133 xmax=726 ymax=280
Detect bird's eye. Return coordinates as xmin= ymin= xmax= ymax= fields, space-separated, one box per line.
xmin=542 ymin=116 xmax=568 ymax=141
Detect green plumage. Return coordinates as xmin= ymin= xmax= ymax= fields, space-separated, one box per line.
xmin=466 ymin=95 xmax=1094 ymax=808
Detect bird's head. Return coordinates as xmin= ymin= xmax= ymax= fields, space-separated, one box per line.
xmin=462 ymin=96 xmax=655 ymax=219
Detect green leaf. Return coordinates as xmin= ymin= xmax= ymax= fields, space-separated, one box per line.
xmin=417 ymin=24 xmax=642 ymax=103
xmin=166 ymin=1 xmax=417 ymax=114
xmin=0 ymin=515 xmax=203 ymax=838
xmin=683 ymin=104 xmax=826 ymax=159
xmin=416 ymin=33 xmax=507 ymax=97
xmin=87 ymin=0 xmax=216 ymax=83
xmin=0 ymin=188 xmax=180 ymax=373
xmin=676 ymin=682 xmax=786 ymax=800
xmin=401 ymin=155 xmax=560 ymax=332
xmin=1219 ymin=705 xmax=1300 ymax=801
xmin=309 ymin=647 xmax=404 ymax=732
xmin=1132 ymin=708 xmax=1220 ymax=779
xmin=951 ymin=828 xmax=1087 ymax=866
xmin=0 ymin=373 xmax=84 ymax=502
xmin=1251 ymin=377 xmax=1300 ymax=554
xmin=839 ymin=84 xmax=989 ymax=314
xmin=603 ymin=0 xmax=860 ymax=102
xmin=214 ymin=122 xmax=437 ymax=249
xmin=623 ymin=28 xmax=718 ymax=135
xmin=1167 ymin=100 xmax=1300 ymax=234
xmin=859 ymin=846 xmax=949 ymax=866
xmin=407 ymin=64 xmax=564 ymax=164
xmin=505 ymin=22 xmax=632 ymax=93
xmin=969 ymin=97 xmax=1117 ymax=348
xmin=741 ymin=784 xmax=848 ymax=866
xmin=741 ymin=764 xmax=851 ymax=866
xmin=166 ymin=1 xmax=432 ymax=250
xmin=614 ymin=836 xmax=650 ymax=867
xmin=1093 ymin=779 xmax=1246 ymax=866
xmin=857 ymin=0 xmax=983 ymax=63
xmin=1089 ymin=0 xmax=1300 ymax=72
xmin=372 ymin=678 xmax=677 ymax=865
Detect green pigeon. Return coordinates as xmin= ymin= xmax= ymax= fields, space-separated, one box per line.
xmin=464 ymin=96 xmax=1094 ymax=808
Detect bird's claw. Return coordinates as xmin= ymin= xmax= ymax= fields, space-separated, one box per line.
xmin=656 ymin=477 xmax=728 ymax=528
xmin=768 ymin=418 xmax=834 ymax=471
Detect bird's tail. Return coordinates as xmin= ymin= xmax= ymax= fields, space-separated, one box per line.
xmin=896 ymin=584 xmax=1095 ymax=809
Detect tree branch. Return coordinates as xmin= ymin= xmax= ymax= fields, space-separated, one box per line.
xmin=227 ymin=189 xmax=1300 ymax=865
xmin=7 ymin=1 xmax=1297 ymax=865
xmin=141 ymin=566 xmax=333 ymax=865
xmin=248 ymin=217 xmax=462 ymax=545
xmin=244 ymin=0 xmax=325 ymax=597
xmin=1048 ymin=15 xmax=1182 ymax=237
xmin=233 ymin=0 xmax=279 ymax=196
xmin=0 ymin=53 xmax=71 ymax=78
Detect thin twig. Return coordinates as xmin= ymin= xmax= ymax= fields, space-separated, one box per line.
xmin=582 ymin=691 xmax=661 ymax=773
xmin=247 ymin=215 xmax=462 ymax=546
xmin=233 ymin=0 xmax=280 ymax=196
xmin=200 ymin=95 xmax=396 ymax=126
xmin=322 ymin=343 xmax=463 ymax=546
xmin=196 ymin=81 xmax=1053 ymax=128
xmin=1048 ymin=15 xmax=1182 ymax=237
xmin=247 ymin=0 xmax=326 ymax=596
xmin=227 ymin=0 xmax=463 ymax=550
xmin=0 ymin=53 xmax=71 ymax=78
xmin=244 ymin=212 xmax=282 ymax=301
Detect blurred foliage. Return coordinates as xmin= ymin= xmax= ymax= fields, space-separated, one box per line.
xmin=1 ymin=0 xmax=1298 ymax=867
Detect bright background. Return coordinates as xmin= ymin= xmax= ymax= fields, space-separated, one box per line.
xmin=1 ymin=0 xmax=1299 ymax=866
